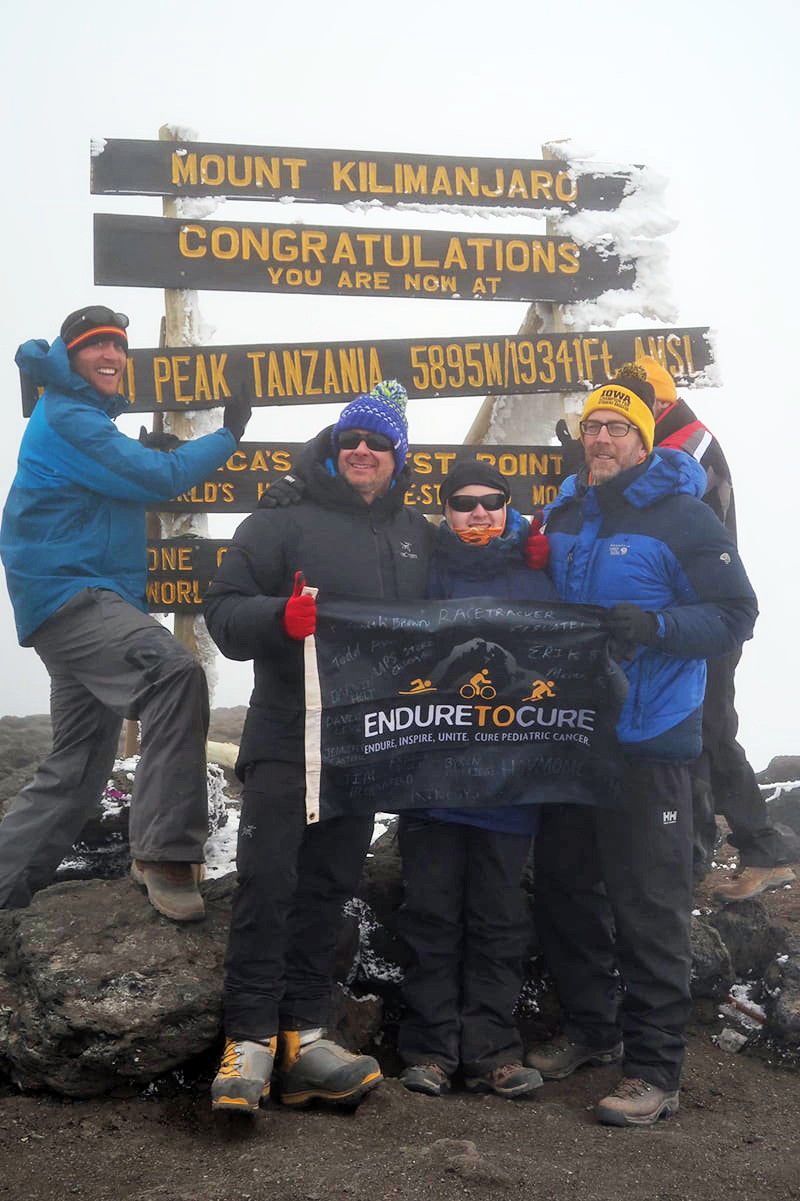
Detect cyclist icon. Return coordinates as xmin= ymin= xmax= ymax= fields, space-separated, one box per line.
xmin=459 ymin=668 xmax=497 ymax=700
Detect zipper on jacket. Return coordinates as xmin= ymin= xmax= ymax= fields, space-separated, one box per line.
xmin=371 ymin=524 xmax=386 ymax=596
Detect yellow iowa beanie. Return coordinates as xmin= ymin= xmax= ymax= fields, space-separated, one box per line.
xmin=581 ymin=383 xmax=655 ymax=454
xmin=636 ymin=355 xmax=678 ymax=405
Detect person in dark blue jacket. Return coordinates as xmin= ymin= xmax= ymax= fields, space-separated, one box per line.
xmin=525 ymin=377 xmax=758 ymax=1127
xmin=0 ymin=305 xmax=251 ymax=921
xmin=398 ymin=459 xmax=555 ymax=1100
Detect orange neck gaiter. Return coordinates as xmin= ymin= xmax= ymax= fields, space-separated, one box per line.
xmin=455 ymin=526 xmax=505 ymax=547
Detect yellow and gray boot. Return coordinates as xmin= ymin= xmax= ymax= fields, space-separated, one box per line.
xmin=211 ymin=1036 xmax=277 ymax=1113
xmin=277 ymin=1028 xmax=383 ymax=1107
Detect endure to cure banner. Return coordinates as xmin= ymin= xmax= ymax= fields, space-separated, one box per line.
xmin=93 ymin=213 xmax=634 ymax=302
xmin=20 ymin=327 xmax=712 ymax=416
xmin=91 ymin=139 xmax=632 ymax=212
xmin=304 ymin=598 xmax=624 ymax=820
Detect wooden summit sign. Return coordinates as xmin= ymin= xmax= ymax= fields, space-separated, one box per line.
xmin=91 ymin=139 xmax=631 ymax=211
xmin=19 ymin=327 xmax=711 ymax=416
xmin=93 ymin=213 xmax=634 ymax=302
xmin=158 ymin=442 xmax=567 ymax=514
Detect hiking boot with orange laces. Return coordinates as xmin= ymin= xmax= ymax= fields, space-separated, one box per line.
xmin=211 ymin=1037 xmax=277 ymax=1113
xmin=595 ymin=1076 xmax=679 ymax=1126
xmin=464 ymin=1062 xmax=543 ymax=1098
xmin=277 ymin=1029 xmax=383 ymax=1107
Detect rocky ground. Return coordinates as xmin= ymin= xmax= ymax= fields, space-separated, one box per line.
xmin=1 ymin=716 xmax=799 ymax=1200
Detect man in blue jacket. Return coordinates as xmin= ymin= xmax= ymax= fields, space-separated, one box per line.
xmin=0 ymin=305 xmax=250 ymax=921
xmin=525 ymin=376 xmax=758 ymax=1126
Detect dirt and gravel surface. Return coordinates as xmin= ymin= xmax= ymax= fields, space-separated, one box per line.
xmin=1 ymin=1027 xmax=798 ymax=1201
xmin=2 ymin=863 xmax=799 ymax=1201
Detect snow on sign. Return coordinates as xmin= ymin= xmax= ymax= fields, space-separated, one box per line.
xmin=93 ymin=213 xmax=634 ymax=302
xmin=20 ymin=327 xmax=710 ymax=417
xmin=156 ymin=443 xmax=567 ymax=514
xmin=91 ymin=139 xmax=632 ymax=212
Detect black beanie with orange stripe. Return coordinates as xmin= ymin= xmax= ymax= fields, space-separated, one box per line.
xmin=61 ymin=305 xmax=129 ymax=355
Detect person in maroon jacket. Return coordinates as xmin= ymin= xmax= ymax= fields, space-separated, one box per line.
xmin=634 ymin=357 xmax=793 ymax=902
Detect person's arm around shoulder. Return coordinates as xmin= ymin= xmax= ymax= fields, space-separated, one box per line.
xmin=203 ymin=509 xmax=297 ymax=661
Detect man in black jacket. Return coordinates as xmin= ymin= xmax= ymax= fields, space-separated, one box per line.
xmin=204 ymin=381 xmax=434 ymax=1114
xmin=636 ymin=357 xmax=793 ymax=902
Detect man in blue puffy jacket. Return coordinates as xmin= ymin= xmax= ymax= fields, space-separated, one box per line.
xmin=0 ymin=305 xmax=251 ymax=921
xmin=525 ymin=376 xmax=757 ymax=1127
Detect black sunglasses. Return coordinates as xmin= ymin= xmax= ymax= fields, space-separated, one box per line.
xmin=338 ymin=430 xmax=395 ymax=452
xmin=447 ymin=492 xmax=507 ymax=513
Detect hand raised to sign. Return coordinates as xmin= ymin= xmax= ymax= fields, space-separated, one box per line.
xmin=223 ymin=386 xmax=252 ymax=444
xmin=282 ymin=570 xmax=317 ymax=640
xmin=138 ymin=425 xmax=183 ymax=452
xmin=555 ymin=418 xmax=585 ymax=477
xmin=523 ymin=512 xmax=550 ymax=571
xmin=258 ymin=474 xmax=306 ymax=508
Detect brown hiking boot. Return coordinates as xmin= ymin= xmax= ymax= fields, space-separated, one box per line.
xmin=595 ymin=1077 xmax=679 ymax=1126
xmin=400 ymin=1063 xmax=451 ymax=1096
xmin=712 ymin=864 xmax=795 ymax=904
xmin=464 ymin=1062 xmax=543 ymax=1098
xmin=525 ymin=1034 xmax=623 ymax=1080
xmin=131 ymin=860 xmax=205 ymax=922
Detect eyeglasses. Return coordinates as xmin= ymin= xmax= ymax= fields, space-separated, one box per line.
xmin=338 ymin=430 xmax=395 ymax=452
xmin=447 ymin=492 xmax=507 ymax=513
xmin=579 ymin=419 xmax=637 ymax=438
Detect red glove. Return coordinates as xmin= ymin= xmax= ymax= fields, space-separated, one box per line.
xmin=283 ymin=571 xmax=317 ymax=640
xmin=524 ymin=515 xmax=550 ymax=571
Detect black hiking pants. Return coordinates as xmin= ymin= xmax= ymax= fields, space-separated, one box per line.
xmin=397 ymin=814 xmax=533 ymax=1077
xmin=534 ymin=760 xmax=693 ymax=1092
xmin=692 ymin=650 xmax=785 ymax=869
xmin=223 ymin=760 xmax=374 ymax=1039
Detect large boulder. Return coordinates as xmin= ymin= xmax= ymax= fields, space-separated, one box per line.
xmin=0 ymin=872 xmax=372 ymax=1098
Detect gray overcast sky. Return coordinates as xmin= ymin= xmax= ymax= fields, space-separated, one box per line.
xmin=0 ymin=0 xmax=797 ymax=769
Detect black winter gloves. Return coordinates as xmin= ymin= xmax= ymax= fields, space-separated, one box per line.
xmin=257 ymin=474 xmax=306 ymax=508
xmin=556 ymin=418 xmax=585 ymax=477
xmin=605 ymin=603 xmax=660 ymax=659
xmin=223 ymin=389 xmax=252 ymax=443
xmin=138 ymin=426 xmax=183 ymax=451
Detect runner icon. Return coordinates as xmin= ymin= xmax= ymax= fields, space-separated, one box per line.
xmin=521 ymin=679 xmax=556 ymax=701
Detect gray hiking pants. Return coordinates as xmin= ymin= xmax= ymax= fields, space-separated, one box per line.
xmin=0 ymin=588 xmax=210 ymax=908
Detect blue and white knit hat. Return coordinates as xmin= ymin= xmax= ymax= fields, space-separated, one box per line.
xmin=332 ymin=379 xmax=409 ymax=476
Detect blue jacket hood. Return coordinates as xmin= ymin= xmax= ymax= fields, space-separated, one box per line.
xmin=15 ymin=337 xmax=128 ymax=419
